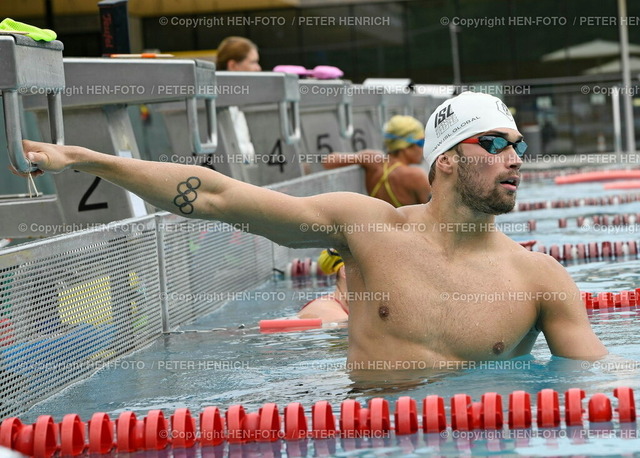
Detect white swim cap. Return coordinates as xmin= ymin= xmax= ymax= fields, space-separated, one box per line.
xmin=423 ymin=91 xmax=518 ymax=171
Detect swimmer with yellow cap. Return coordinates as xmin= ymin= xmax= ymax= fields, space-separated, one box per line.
xmin=323 ymin=115 xmax=431 ymax=207
xmin=317 ymin=248 xmax=344 ymax=275
xmin=297 ymin=249 xmax=349 ymax=323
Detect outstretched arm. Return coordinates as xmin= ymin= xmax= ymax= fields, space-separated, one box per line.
xmin=536 ymin=255 xmax=608 ymax=360
xmin=21 ymin=140 xmax=387 ymax=248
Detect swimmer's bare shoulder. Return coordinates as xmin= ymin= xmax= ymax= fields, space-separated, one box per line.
xmin=330 ymin=191 xmax=408 ymax=228
xmin=515 ymin=243 xmax=573 ymax=290
xmin=503 ymin=236 xmax=573 ymax=294
xmin=513 ymin=241 xmax=608 ymax=360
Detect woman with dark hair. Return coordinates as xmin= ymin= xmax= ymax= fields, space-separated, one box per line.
xmin=216 ymin=36 xmax=261 ymax=71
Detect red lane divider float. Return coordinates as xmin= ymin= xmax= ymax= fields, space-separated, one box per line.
xmin=508 ymin=391 xmax=532 ymax=429
xmin=589 ymin=394 xmax=612 ymax=423
xmin=615 ymin=387 xmax=637 ymax=423
xmin=555 ymin=169 xmax=640 ymax=185
xmin=565 ymin=388 xmax=586 ymax=427
xmin=537 ymin=389 xmax=560 ymax=428
xmin=517 ymin=192 xmax=640 ymax=212
xmin=1 ymin=389 xmax=635 ymax=456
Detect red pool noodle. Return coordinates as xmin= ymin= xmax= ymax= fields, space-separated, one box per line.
xmin=555 ymin=170 xmax=640 ymax=185
xmin=259 ymin=319 xmax=322 ymax=332
xmin=603 ymin=180 xmax=640 ymax=190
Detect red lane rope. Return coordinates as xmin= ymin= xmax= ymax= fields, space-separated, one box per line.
xmin=530 ymin=240 xmax=638 ymax=262
xmin=286 ymin=258 xmax=328 ymax=278
xmin=1 ymin=389 xmax=635 ymax=456
xmin=581 ymin=289 xmax=640 ymax=309
xmin=555 ymin=170 xmax=640 ymax=185
xmin=522 ymin=167 xmax=640 ymax=183
xmin=520 ymin=169 xmax=578 ymax=182
xmin=516 ymin=192 xmax=640 ymax=212
xmin=556 ymin=213 xmax=640 ymax=228
xmin=604 ymin=180 xmax=640 ymax=190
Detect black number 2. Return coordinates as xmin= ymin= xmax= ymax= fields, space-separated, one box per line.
xmin=78 ymin=177 xmax=109 ymax=212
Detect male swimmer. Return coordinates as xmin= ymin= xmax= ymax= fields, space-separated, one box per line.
xmin=20 ymin=91 xmax=607 ymax=366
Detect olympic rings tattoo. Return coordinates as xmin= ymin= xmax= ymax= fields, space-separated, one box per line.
xmin=173 ymin=176 xmax=201 ymax=214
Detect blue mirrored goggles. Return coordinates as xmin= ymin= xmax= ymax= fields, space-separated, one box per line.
xmin=460 ymin=135 xmax=527 ymax=157
xmin=384 ymin=133 xmax=425 ymax=147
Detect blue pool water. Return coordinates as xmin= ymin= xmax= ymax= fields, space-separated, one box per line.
xmin=20 ymin=177 xmax=640 ymax=456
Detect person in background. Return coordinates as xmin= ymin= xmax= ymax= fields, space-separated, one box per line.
xmin=323 ymin=115 xmax=431 ymax=207
xmin=216 ymin=36 xmax=261 ymax=71
xmin=215 ymin=37 xmax=261 ymax=167
xmin=298 ymin=249 xmax=349 ymax=323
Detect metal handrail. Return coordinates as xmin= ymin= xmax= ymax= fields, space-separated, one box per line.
xmin=338 ymin=100 xmax=354 ymax=139
xmin=278 ymin=100 xmax=301 ymax=145
xmin=4 ymin=90 xmax=64 ymax=173
xmin=187 ymin=97 xmax=217 ymax=154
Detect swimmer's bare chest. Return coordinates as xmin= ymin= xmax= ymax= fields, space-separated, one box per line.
xmin=346 ymin=238 xmax=540 ymax=362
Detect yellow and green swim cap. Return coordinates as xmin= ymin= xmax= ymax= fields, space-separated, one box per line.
xmin=317 ymin=248 xmax=344 ymax=275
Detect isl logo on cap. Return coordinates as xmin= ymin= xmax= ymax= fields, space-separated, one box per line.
xmin=496 ymin=100 xmax=514 ymax=121
xmin=434 ymin=104 xmax=459 ymax=137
